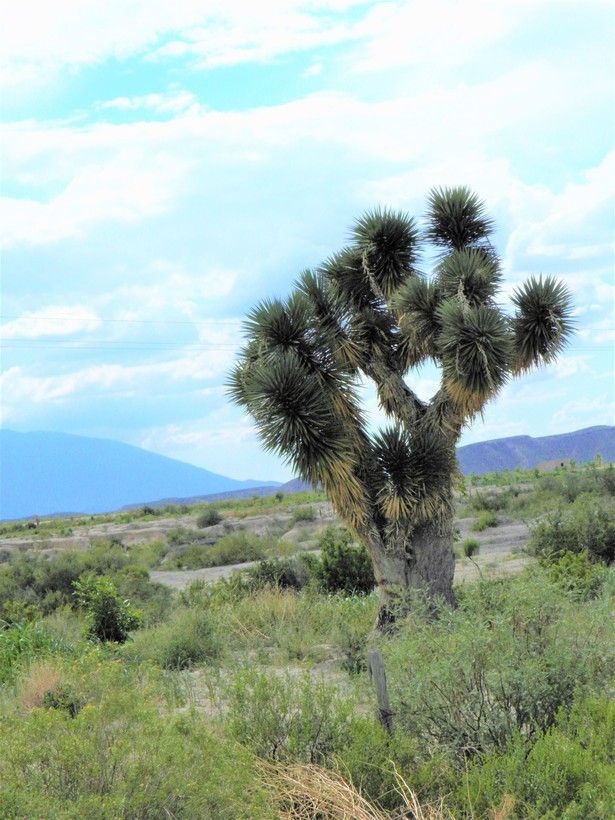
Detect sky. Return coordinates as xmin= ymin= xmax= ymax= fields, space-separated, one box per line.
xmin=1 ymin=0 xmax=614 ymax=483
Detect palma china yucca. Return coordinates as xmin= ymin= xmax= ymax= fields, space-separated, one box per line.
xmin=229 ymin=188 xmax=573 ymax=626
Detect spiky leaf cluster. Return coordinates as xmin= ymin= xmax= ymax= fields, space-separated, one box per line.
xmin=436 ymin=248 xmax=501 ymax=307
xmin=352 ymin=209 xmax=420 ymax=298
xmin=373 ymin=426 xmax=457 ymax=528
xmin=511 ymin=276 xmax=574 ymax=372
xmin=437 ymin=301 xmax=512 ymax=414
xmin=229 ymin=187 xmax=573 ymax=545
xmin=426 ymin=186 xmax=495 ymax=251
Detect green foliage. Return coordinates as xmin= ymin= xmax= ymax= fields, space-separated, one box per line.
xmin=0 ymin=541 xmax=169 ymax=621
xmin=124 ymin=608 xmax=221 ymax=669
xmin=208 ymin=532 xmax=270 ymax=565
xmin=247 ymin=556 xmax=311 ymax=591
xmin=222 ymin=667 xmax=392 ymax=798
xmin=385 ymin=568 xmax=613 ymax=761
xmin=530 ymin=493 xmax=615 ymax=563
xmin=467 ymin=490 xmax=511 ymax=512
xmin=461 ymin=697 xmax=615 ymax=818
xmin=471 ymin=510 xmax=499 ymax=531
xmin=290 ymin=505 xmax=316 ymax=524
xmin=462 ymin=538 xmax=480 ymax=558
xmin=315 ymin=528 xmax=375 ymax=595
xmin=540 ymin=550 xmax=608 ymax=600
xmin=197 ymin=506 xmax=222 ymax=528
xmin=73 ymin=574 xmax=142 ymax=643
xmin=0 ymin=621 xmax=65 ymax=685
xmin=0 ymin=656 xmax=272 ymax=818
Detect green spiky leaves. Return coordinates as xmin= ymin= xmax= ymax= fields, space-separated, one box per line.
xmin=511 ymin=276 xmax=574 ymax=372
xmin=426 ymin=187 xmax=495 ymax=251
xmin=437 ymin=301 xmax=512 ymax=413
xmin=352 ymin=208 xmax=420 ymax=298
xmin=436 ymin=248 xmax=501 ymax=307
xmin=373 ymin=426 xmax=456 ymax=525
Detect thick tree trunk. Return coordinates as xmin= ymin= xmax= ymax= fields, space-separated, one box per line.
xmin=369 ymin=520 xmax=457 ymax=629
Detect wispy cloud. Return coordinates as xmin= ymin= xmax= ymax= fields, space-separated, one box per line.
xmin=1 ymin=306 xmax=101 ymax=339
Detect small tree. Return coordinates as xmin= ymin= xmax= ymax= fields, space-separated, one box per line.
xmin=73 ymin=574 xmax=142 ymax=643
xmin=229 ymin=188 xmax=572 ymax=625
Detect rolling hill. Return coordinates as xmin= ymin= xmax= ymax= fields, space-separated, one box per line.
xmin=2 ymin=425 xmax=612 ymax=520
xmin=0 ymin=430 xmax=278 ymax=520
xmin=457 ymin=425 xmax=614 ymax=475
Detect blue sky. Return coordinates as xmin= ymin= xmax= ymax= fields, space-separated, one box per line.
xmin=1 ymin=0 xmax=613 ymax=483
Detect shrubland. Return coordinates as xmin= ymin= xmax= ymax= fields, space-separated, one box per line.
xmin=0 ymin=463 xmax=613 ymax=817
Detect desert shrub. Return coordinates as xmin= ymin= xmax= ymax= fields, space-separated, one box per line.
xmin=530 ymin=493 xmax=615 ymax=563
xmin=139 ymin=504 xmax=159 ymax=517
xmin=166 ymin=526 xmax=199 ymax=546
xmin=113 ymin=564 xmax=172 ymax=624
xmin=385 ymin=568 xmax=614 ymax=761
xmin=222 ymin=667 xmax=392 ymax=798
xmin=125 ymin=608 xmax=221 ymax=669
xmin=315 ymin=529 xmax=375 ymax=595
xmin=462 ymin=538 xmax=480 ymax=558
xmin=0 ymin=620 xmax=65 ymax=685
xmin=0 ymin=541 xmax=168 ymax=618
xmin=171 ymin=542 xmax=212 ymax=569
xmin=541 ymin=550 xmax=609 ymax=600
xmin=291 ymin=506 xmax=316 ymax=523
xmin=0 ymin=658 xmax=272 ymax=818
xmin=73 ymin=574 xmax=142 ymax=643
xmin=197 ymin=507 xmax=222 ymax=528
xmin=471 ymin=510 xmax=499 ymax=531
xmin=2 ymin=599 xmax=41 ymax=625
xmin=468 ymin=491 xmax=510 ymax=512
xmin=206 ymin=532 xmax=270 ymax=566
xmin=248 ymin=557 xmax=311 ymax=591
xmin=461 ymin=696 xmax=615 ymax=818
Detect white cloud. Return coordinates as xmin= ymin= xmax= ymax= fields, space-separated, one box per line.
xmin=552 ymin=395 xmax=614 ymax=428
xmin=1 ymin=305 xmax=101 ymax=339
xmin=0 ymin=345 xmax=236 ymax=415
xmin=99 ymin=89 xmax=199 ymax=114
xmin=553 ymin=355 xmax=594 ymax=379
xmin=1 ymin=0 xmax=371 ymax=89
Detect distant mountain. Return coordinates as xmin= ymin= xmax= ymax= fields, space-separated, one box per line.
xmin=0 ymin=430 xmax=279 ymax=520
xmin=457 ymin=426 xmax=614 ymax=475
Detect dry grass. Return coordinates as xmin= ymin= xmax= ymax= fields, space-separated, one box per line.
xmin=19 ymin=659 xmax=64 ymax=710
xmin=262 ymin=761 xmax=450 ymax=819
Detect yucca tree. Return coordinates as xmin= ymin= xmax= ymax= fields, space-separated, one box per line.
xmin=229 ymin=188 xmax=573 ymax=626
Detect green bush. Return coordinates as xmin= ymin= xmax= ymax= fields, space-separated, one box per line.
xmin=291 ymin=505 xmax=316 ymax=524
xmin=471 ymin=510 xmax=499 ymax=531
xmin=462 ymin=538 xmax=480 ymax=558
xmin=541 ymin=550 xmax=609 ymax=600
xmin=468 ymin=491 xmax=510 ymax=512
xmin=0 ymin=621 xmax=65 ymax=685
xmin=247 ymin=557 xmax=311 ymax=591
xmin=73 ymin=574 xmax=142 ymax=643
xmin=0 ymin=542 xmax=166 ymax=618
xmin=125 ymin=608 xmax=221 ymax=669
xmin=385 ymin=568 xmax=614 ymax=761
xmin=0 ymin=657 xmax=272 ymax=818
xmin=206 ymin=532 xmax=270 ymax=566
xmin=222 ymin=667 xmax=391 ymax=797
xmin=530 ymin=494 xmax=615 ymax=563
xmin=461 ymin=697 xmax=615 ymax=818
xmin=315 ymin=529 xmax=375 ymax=595
xmin=197 ymin=507 xmax=222 ymax=528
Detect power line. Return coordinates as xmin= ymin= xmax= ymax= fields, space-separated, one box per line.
xmin=0 ymin=314 xmax=243 ymax=326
